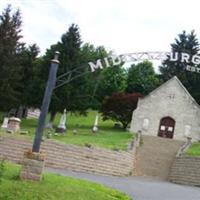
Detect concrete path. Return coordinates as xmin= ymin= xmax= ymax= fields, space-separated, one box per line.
xmin=46 ymin=168 xmax=200 ymax=200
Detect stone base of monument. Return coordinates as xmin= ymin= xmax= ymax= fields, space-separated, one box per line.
xmin=7 ymin=117 xmax=21 ymax=132
xmin=20 ymin=150 xmax=45 ymax=181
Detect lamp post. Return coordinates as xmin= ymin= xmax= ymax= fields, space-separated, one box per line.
xmin=32 ymin=51 xmax=60 ymax=152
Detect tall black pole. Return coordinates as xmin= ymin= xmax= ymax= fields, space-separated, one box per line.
xmin=32 ymin=51 xmax=60 ymax=152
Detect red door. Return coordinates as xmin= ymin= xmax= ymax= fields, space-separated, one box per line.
xmin=158 ymin=117 xmax=175 ymax=139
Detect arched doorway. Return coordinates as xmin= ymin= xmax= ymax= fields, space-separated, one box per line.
xmin=158 ymin=117 xmax=175 ymax=139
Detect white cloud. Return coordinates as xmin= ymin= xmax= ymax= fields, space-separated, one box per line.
xmin=1 ymin=0 xmax=200 ymax=58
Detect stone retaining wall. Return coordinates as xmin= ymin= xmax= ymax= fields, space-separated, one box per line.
xmin=0 ymin=135 xmax=135 ymax=176
xmin=169 ymin=156 xmax=200 ymax=186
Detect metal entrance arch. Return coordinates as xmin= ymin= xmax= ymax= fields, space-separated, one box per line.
xmin=55 ymin=51 xmax=169 ymax=89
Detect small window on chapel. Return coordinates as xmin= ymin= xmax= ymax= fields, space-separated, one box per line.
xmin=168 ymin=127 xmax=173 ymax=132
xmin=160 ymin=125 xmax=165 ymax=130
xmin=167 ymin=94 xmax=175 ymax=99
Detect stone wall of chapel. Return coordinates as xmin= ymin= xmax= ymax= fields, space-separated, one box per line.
xmin=130 ymin=78 xmax=200 ymax=141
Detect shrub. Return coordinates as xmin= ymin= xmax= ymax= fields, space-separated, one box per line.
xmin=100 ymin=92 xmax=142 ymax=129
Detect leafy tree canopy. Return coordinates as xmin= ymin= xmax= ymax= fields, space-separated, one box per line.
xmin=32 ymin=24 xmax=109 ymax=121
xmin=159 ymin=30 xmax=200 ymax=103
xmin=126 ymin=60 xmax=160 ymax=95
xmin=96 ymin=64 xmax=127 ymax=105
xmin=100 ymin=92 xmax=142 ymax=129
xmin=160 ymin=30 xmax=200 ymax=80
xmin=0 ymin=5 xmax=23 ymax=111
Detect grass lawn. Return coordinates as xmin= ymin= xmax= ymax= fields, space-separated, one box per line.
xmin=186 ymin=142 xmax=200 ymax=156
xmin=0 ymin=163 xmax=131 ymax=200
xmin=0 ymin=110 xmax=133 ymax=150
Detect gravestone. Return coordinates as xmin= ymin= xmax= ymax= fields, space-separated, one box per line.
xmin=1 ymin=117 xmax=9 ymax=129
xmin=7 ymin=117 xmax=21 ymax=132
xmin=17 ymin=106 xmax=23 ymax=118
xmin=27 ymin=108 xmax=40 ymax=119
xmin=56 ymin=109 xmax=67 ymax=133
xmin=8 ymin=108 xmax=17 ymax=117
xmin=92 ymin=114 xmax=99 ymax=133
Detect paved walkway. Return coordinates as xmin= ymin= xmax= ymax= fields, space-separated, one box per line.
xmin=46 ymin=168 xmax=200 ymax=200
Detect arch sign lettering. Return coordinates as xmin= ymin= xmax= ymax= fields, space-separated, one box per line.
xmin=88 ymin=51 xmax=200 ymax=73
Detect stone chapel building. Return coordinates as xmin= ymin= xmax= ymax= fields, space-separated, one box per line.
xmin=130 ymin=76 xmax=200 ymax=141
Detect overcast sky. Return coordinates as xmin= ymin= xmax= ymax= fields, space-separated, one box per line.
xmin=1 ymin=0 xmax=200 ymax=57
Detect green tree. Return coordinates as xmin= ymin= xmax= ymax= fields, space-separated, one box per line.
xmin=77 ymin=45 xmax=127 ymax=109
xmin=96 ymin=64 xmax=127 ymax=104
xmin=79 ymin=44 xmax=108 ymax=109
xmin=19 ymin=44 xmax=40 ymax=107
xmin=126 ymin=60 xmax=160 ymax=95
xmin=160 ymin=30 xmax=200 ymax=103
xmin=25 ymin=56 xmax=45 ymax=109
xmin=52 ymin=24 xmax=89 ymax=118
xmin=160 ymin=30 xmax=200 ymax=80
xmin=36 ymin=24 xmax=108 ymax=124
xmin=0 ymin=5 xmax=24 ymax=111
xmin=34 ymin=24 xmax=83 ymax=122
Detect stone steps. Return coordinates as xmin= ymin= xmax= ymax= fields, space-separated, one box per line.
xmin=136 ymin=135 xmax=184 ymax=180
xmin=169 ymin=156 xmax=200 ymax=186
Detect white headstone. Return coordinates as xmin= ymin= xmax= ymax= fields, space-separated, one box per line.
xmin=1 ymin=117 xmax=9 ymax=129
xmin=94 ymin=115 xmax=99 ymax=127
xmin=92 ymin=114 xmax=99 ymax=133
xmin=57 ymin=109 xmax=66 ymax=130
xmin=27 ymin=108 xmax=40 ymax=119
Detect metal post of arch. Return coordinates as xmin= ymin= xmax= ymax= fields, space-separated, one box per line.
xmin=32 ymin=52 xmax=60 ymax=152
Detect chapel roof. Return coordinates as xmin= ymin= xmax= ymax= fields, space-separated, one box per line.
xmin=141 ymin=76 xmax=200 ymax=109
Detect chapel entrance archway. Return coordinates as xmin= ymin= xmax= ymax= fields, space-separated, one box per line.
xmin=158 ymin=117 xmax=175 ymax=139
